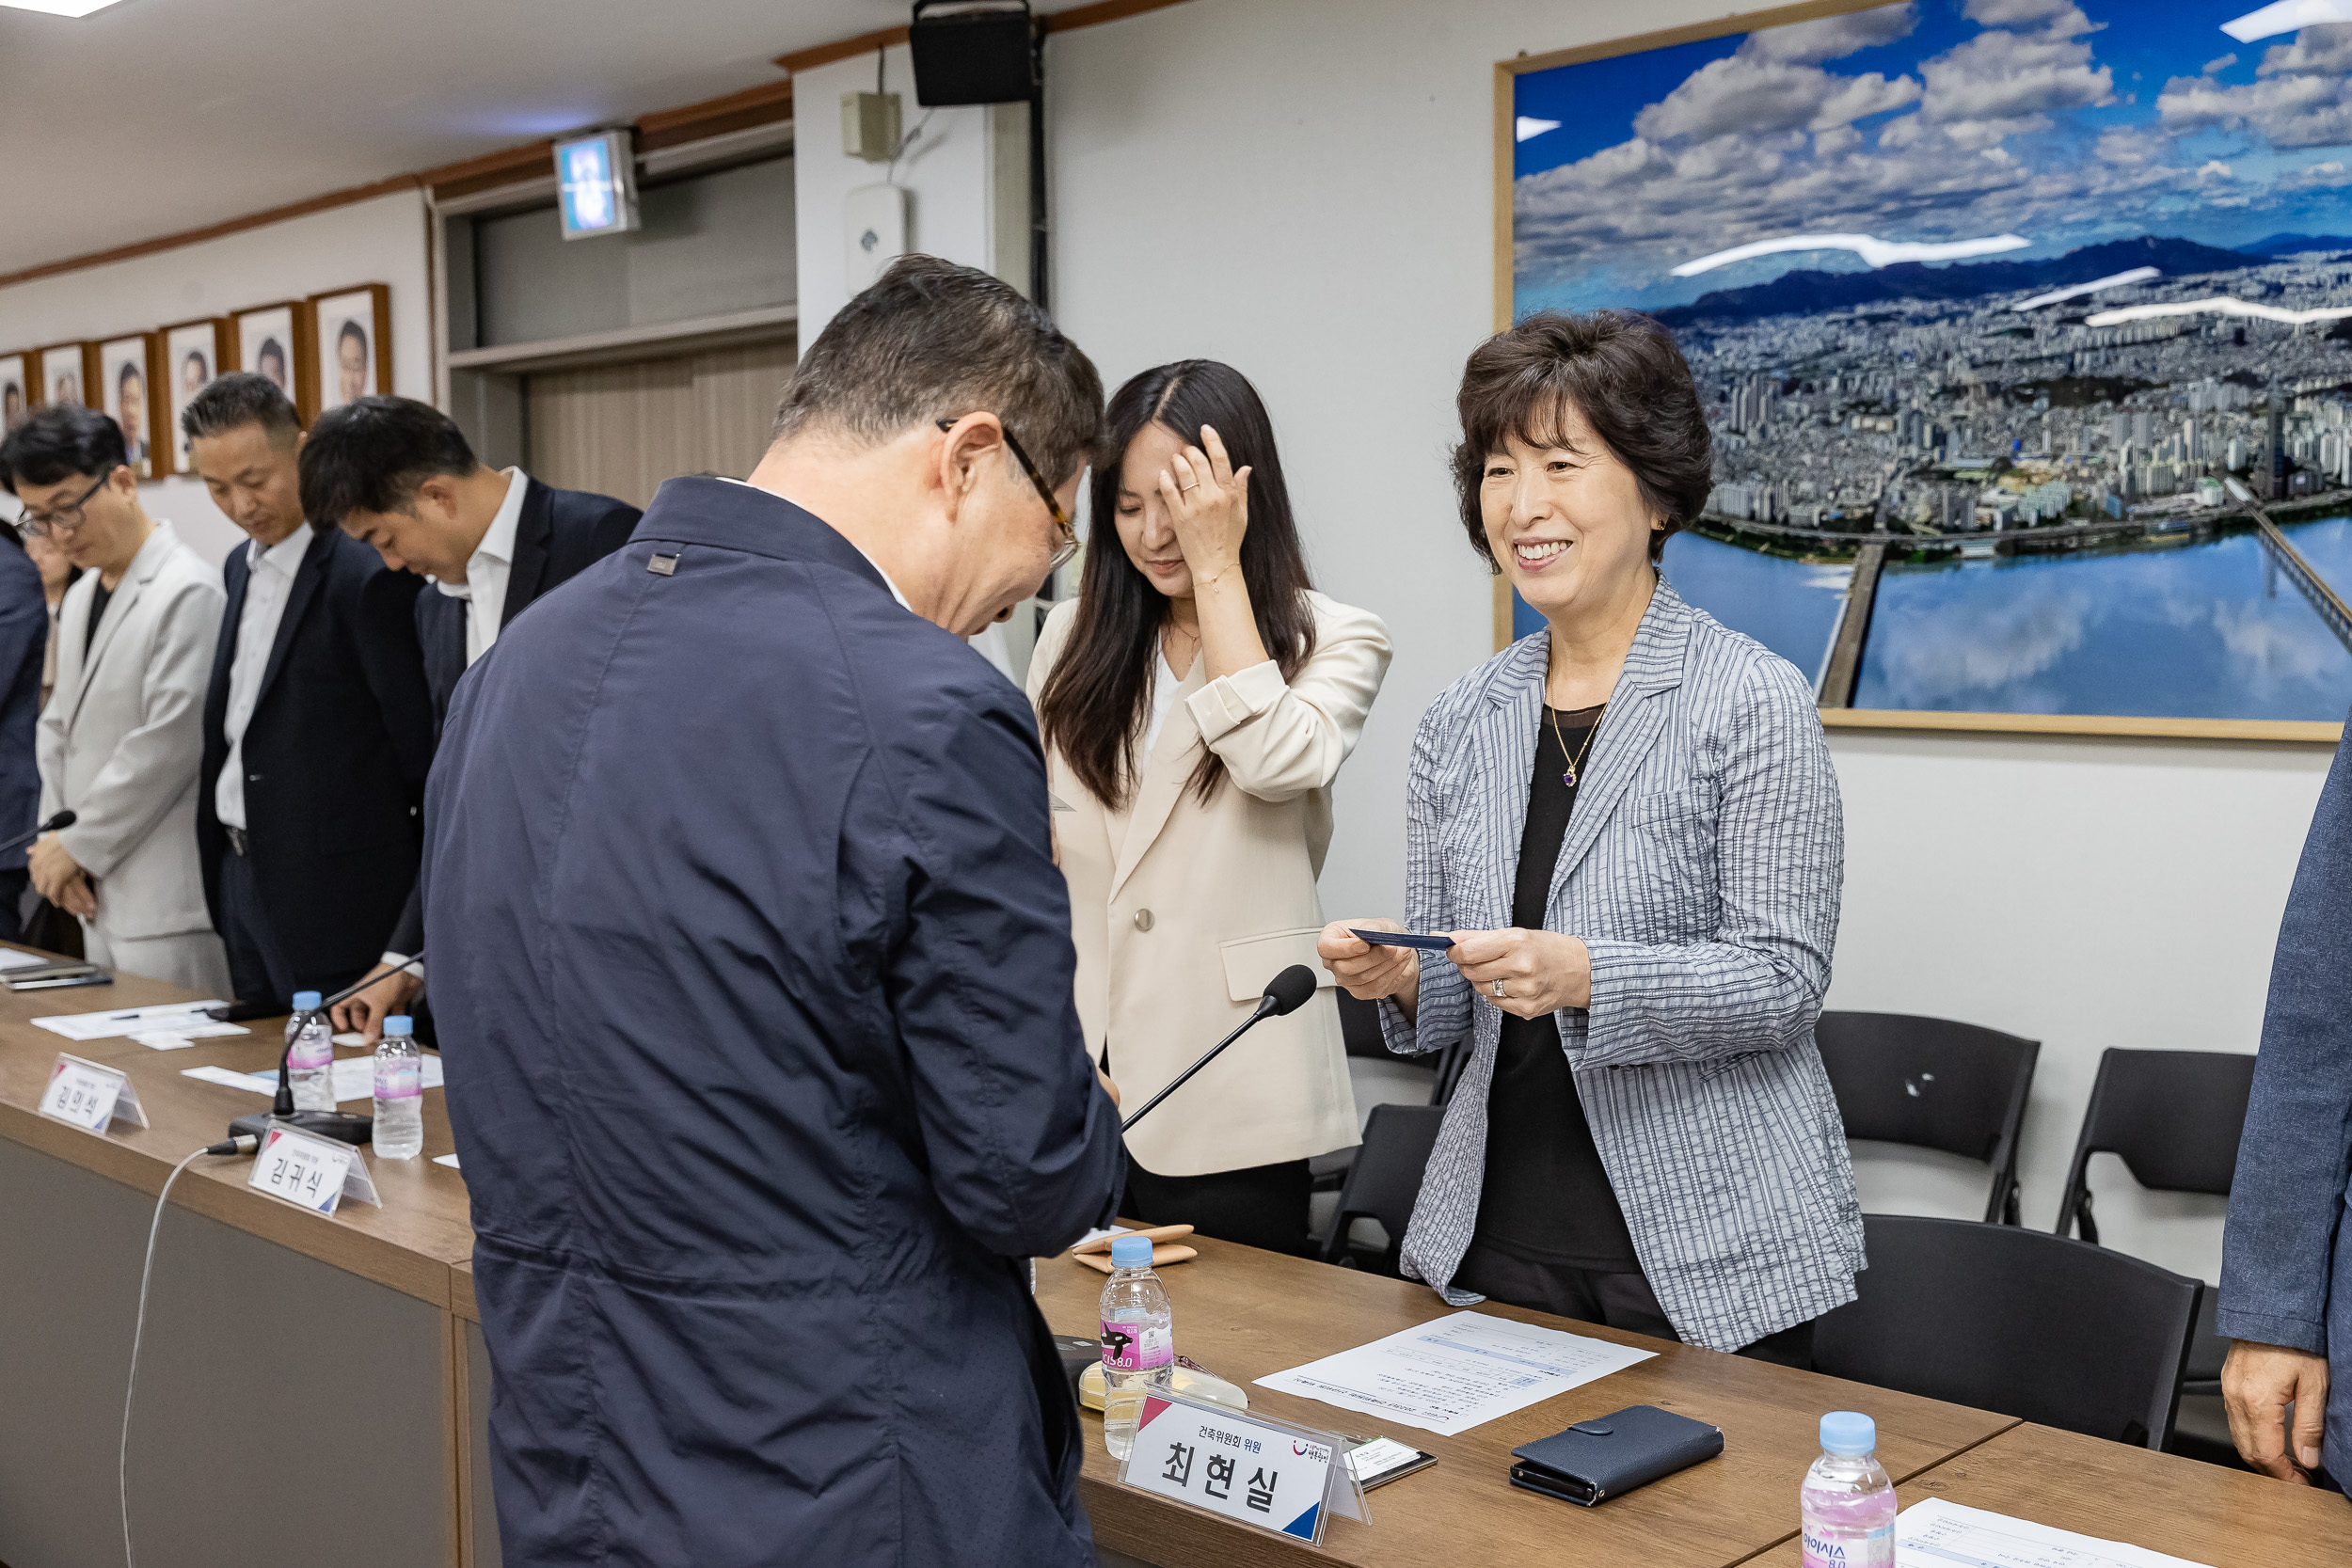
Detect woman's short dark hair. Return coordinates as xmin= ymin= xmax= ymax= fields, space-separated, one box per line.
xmin=0 ymin=404 xmax=127 ymax=496
xmin=1037 ymin=360 xmax=1316 ymax=809
xmin=299 ymin=395 xmax=477 ymax=524
xmin=1450 ymin=309 xmax=1711 ymax=567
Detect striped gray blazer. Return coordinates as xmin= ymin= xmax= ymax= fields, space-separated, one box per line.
xmin=1378 ymin=578 xmax=1861 ymax=1352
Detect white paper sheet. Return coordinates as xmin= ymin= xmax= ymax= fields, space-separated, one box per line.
xmin=35 ymin=1001 xmax=232 ymax=1041
xmin=433 ymin=1153 xmax=460 ymax=1170
xmin=182 ymin=1065 xmax=271 ymax=1093
xmin=249 ymin=1055 xmax=445 ymax=1102
xmin=0 ymin=947 xmax=50 ymax=969
xmin=1898 ymin=1497 xmax=2216 ymax=1568
xmin=1252 ymin=1309 xmax=1655 ymax=1437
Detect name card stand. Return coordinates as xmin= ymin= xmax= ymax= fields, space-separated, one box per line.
xmin=1117 ymin=1390 xmax=1367 ymax=1546
xmin=38 ymin=1053 xmax=149 ymax=1133
xmin=247 ymin=1124 xmax=381 ymax=1215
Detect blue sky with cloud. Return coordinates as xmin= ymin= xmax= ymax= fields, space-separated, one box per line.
xmin=1515 ymin=1 xmax=2352 ymax=313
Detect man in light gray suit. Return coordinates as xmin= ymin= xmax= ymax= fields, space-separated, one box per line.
xmin=1 ymin=406 xmax=228 ymax=993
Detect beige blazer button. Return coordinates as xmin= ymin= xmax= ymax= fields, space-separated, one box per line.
xmin=1134 ymin=909 xmax=1154 ymax=932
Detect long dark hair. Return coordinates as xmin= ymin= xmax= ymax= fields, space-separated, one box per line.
xmin=1038 ymin=360 xmax=1316 ymax=808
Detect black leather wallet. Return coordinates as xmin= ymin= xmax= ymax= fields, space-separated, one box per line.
xmin=1508 ymin=1404 xmax=1724 ymax=1506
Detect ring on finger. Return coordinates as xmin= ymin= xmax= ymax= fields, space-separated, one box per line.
xmin=1491 ymin=979 xmax=1506 ymax=999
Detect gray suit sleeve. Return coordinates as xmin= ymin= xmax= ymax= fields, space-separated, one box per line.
xmin=1580 ymin=656 xmax=1843 ymax=1069
xmin=57 ymin=579 xmax=219 ymax=880
xmin=2218 ymin=728 xmax=2352 ymax=1355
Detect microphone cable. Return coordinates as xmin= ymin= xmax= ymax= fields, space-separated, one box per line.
xmin=120 ymin=1135 xmax=254 ymax=1568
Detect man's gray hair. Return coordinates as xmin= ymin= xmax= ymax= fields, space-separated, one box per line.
xmin=771 ymin=255 xmax=1103 ymax=487
xmin=182 ymin=371 xmax=301 ymax=449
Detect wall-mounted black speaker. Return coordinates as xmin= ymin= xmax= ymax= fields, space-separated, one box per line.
xmin=908 ymin=0 xmax=1037 ymax=106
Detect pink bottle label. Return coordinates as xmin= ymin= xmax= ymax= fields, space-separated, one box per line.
xmin=1100 ymin=1320 xmax=1172 ymax=1372
xmin=1801 ymin=1523 xmax=1893 ymax=1568
xmin=288 ymin=1036 xmax=332 ymax=1071
xmin=373 ymin=1058 xmax=421 ymax=1101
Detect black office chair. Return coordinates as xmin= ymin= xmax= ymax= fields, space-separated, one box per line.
xmin=1813 ymin=1215 xmax=2201 ymax=1450
xmin=1320 ymin=1102 xmax=1445 ymax=1275
xmin=2054 ymin=1049 xmax=2258 ymax=1465
xmin=1314 ymin=994 xmax=1441 ymax=1206
xmin=1815 ymin=1011 xmax=2039 ymax=1224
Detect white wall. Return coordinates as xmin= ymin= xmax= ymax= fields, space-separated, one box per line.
xmin=1032 ymin=0 xmax=2336 ymax=1284
xmin=0 ymin=191 xmax=434 ymax=566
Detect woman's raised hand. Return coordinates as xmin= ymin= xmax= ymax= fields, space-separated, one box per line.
xmin=1317 ymin=918 xmax=1420 ymax=1005
xmin=1158 ymin=424 xmax=1251 ymax=579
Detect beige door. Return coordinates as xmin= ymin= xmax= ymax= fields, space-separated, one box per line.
xmin=523 ymin=337 xmax=796 ymax=509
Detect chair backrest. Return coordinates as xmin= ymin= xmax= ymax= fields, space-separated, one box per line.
xmin=1322 ymin=1102 xmax=1445 ymax=1273
xmin=1815 ymin=1011 xmax=2040 ymax=1223
xmin=1335 ymin=990 xmax=1463 ymax=1106
xmin=1813 ymin=1215 xmax=2200 ymax=1450
xmin=2056 ymin=1049 xmax=2257 ymax=1242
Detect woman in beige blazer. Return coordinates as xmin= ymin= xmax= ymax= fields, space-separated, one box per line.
xmin=1029 ymin=360 xmax=1391 ymax=1253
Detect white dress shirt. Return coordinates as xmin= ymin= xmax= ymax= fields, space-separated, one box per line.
xmin=214 ymin=529 xmax=314 ymax=831
xmin=432 ymin=466 xmax=528 ymax=667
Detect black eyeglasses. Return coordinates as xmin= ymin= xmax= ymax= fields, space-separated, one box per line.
xmin=16 ymin=468 xmax=114 ymax=538
xmin=937 ymin=416 xmax=1079 ymax=573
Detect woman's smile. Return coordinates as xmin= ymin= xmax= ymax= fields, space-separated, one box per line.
xmin=1514 ymin=537 xmax=1571 ymax=573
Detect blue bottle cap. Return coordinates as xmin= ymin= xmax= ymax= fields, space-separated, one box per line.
xmin=1820 ymin=1411 xmax=1876 ymax=1456
xmin=1109 ymin=1235 xmax=1153 ymax=1269
xmin=385 ymin=1015 xmax=414 ymax=1037
xmin=292 ymin=990 xmax=323 ymax=1011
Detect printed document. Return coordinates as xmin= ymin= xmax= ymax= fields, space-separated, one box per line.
xmin=35 ymin=1001 xmax=235 ymax=1041
xmin=1253 ymin=1309 xmax=1654 ymax=1436
xmin=1897 ymin=1497 xmax=2215 ymax=1568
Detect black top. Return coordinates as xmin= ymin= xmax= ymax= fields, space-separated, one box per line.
xmin=1472 ymin=703 xmax=1642 ymax=1273
xmin=84 ymin=579 xmax=113 ymax=661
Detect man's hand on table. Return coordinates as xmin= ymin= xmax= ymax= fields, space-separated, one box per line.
xmin=330 ymin=960 xmax=421 ymax=1046
xmin=2223 ymin=1338 xmax=2329 ymax=1483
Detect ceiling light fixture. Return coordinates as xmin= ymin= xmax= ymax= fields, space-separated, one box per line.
xmin=0 ymin=0 xmax=132 ymax=14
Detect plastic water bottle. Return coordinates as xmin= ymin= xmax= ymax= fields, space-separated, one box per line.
xmin=372 ymin=1015 xmax=423 ymax=1159
xmin=1098 ymin=1234 xmax=1174 ymax=1460
xmin=1802 ymin=1411 xmax=1897 ymax=1568
xmin=284 ymin=992 xmax=336 ymax=1113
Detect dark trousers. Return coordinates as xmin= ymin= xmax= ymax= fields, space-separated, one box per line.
xmin=1122 ymin=1154 xmax=1313 ymax=1257
xmin=0 ymin=866 xmax=28 ymax=945
xmin=218 ymin=848 xmax=368 ymax=1011
xmin=1452 ymin=1237 xmax=1818 ymax=1370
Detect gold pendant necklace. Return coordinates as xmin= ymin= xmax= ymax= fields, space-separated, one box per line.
xmin=1549 ymin=701 xmax=1604 ymax=788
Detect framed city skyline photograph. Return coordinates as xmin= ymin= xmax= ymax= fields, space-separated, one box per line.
xmin=98 ymin=332 xmax=163 ymax=480
xmin=0 ymin=354 xmax=26 ymax=433
xmin=35 ymin=341 xmax=96 ymax=412
xmin=161 ymin=316 xmax=229 ymax=477
xmin=307 ymin=283 xmax=390 ymax=418
xmin=1500 ymin=0 xmax=2352 ymax=738
xmin=230 ymin=301 xmax=310 ymax=419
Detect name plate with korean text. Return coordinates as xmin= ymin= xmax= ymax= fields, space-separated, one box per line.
xmin=1117 ymin=1391 xmax=1366 ymax=1545
xmin=38 ymin=1053 xmax=149 ymax=1133
xmin=246 ymin=1126 xmax=382 ymax=1215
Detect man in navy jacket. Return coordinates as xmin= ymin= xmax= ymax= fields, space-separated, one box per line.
xmin=185 ymin=374 xmax=436 ymax=1007
xmin=0 ymin=529 xmax=47 ymax=938
xmin=2222 ymin=725 xmax=2352 ymax=1490
xmin=424 ymin=257 xmax=1123 ymax=1565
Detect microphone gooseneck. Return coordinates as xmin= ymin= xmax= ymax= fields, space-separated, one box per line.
xmin=1119 ymin=966 xmax=1321 ymax=1133
xmin=0 ymin=808 xmax=77 ymax=856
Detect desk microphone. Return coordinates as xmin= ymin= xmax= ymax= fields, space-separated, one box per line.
xmin=1120 ymin=965 xmax=1319 ymax=1132
xmin=0 ymin=809 xmax=75 ymax=855
xmin=225 ymin=953 xmax=425 ymax=1148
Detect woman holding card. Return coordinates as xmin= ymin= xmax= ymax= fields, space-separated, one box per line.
xmin=1317 ymin=311 xmax=1857 ymax=1366
xmin=1029 ymin=359 xmax=1391 ymax=1255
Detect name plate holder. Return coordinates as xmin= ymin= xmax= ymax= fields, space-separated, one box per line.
xmin=247 ymin=1124 xmax=381 ymax=1215
xmin=1117 ymin=1390 xmax=1367 ymax=1545
xmin=38 ymin=1053 xmax=149 ymax=1133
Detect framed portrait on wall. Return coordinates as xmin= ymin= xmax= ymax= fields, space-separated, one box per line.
xmin=306 ymin=283 xmax=390 ymax=416
xmin=98 ymin=334 xmax=164 ymax=480
xmin=160 ymin=318 xmax=229 ymax=475
xmin=0 ymin=354 xmax=27 ymax=433
xmin=1499 ymin=0 xmax=2352 ymax=739
xmin=230 ymin=302 xmax=311 ymax=419
xmin=35 ymin=342 xmax=97 ymax=411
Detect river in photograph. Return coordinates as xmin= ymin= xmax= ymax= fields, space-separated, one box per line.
xmin=1852 ymin=521 xmax=2352 ymax=720
xmin=1658 ymin=531 xmax=1851 ymax=691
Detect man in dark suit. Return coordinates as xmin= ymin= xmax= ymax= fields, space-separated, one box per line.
xmin=295 ymin=395 xmax=638 ymax=1037
xmin=183 ymin=373 xmax=436 ymax=1008
xmin=423 ymin=257 xmax=1121 ymax=1567
xmin=0 ymin=528 xmax=48 ymax=940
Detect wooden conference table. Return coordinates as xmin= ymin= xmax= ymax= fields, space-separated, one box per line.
xmin=0 ymin=955 xmax=2340 ymax=1568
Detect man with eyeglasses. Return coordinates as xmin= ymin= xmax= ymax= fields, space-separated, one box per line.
xmin=421 ymin=255 xmax=1124 ymax=1568
xmin=0 ymin=406 xmax=228 ymax=993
